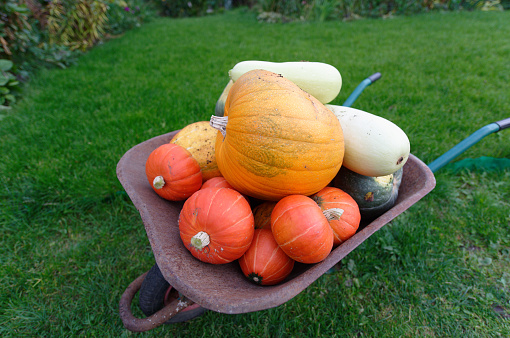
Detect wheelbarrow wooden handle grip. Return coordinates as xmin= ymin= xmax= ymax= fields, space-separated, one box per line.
xmin=119 ymin=271 xmax=195 ymax=332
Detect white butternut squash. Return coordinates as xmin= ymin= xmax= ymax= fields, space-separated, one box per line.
xmin=229 ymin=60 xmax=342 ymax=104
xmin=326 ymin=105 xmax=410 ymax=177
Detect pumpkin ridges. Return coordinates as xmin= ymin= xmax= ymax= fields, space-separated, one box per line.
xmin=212 ymin=198 xmax=253 ymax=237
xmin=239 ymin=229 xmax=295 ymax=285
xmin=271 ymin=195 xmax=333 ymax=263
xmin=201 ymin=185 xmax=222 ymax=234
xmin=216 ymin=142 xmax=341 ymax=200
xmin=178 ymin=192 xmax=202 ymax=234
xmin=179 ymin=187 xmax=254 ymax=264
xmin=225 ymin=131 xmax=343 ymax=169
xmin=250 ymin=229 xmax=262 ymax=272
xmin=258 ymin=244 xmax=279 ymax=275
xmin=226 ymin=111 xmax=340 ymax=143
xmin=264 ymin=259 xmax=294 ymax=283
xmin=224 ymin=114 xmax=342 ymax=163
xmin=275 ymin=220 xmax=328 ymax=248
xmin=215 ymin=194 xmax=247 ymax=219
xmin=292 ymin=240 xmax=331 ymax=262
xmin=260 ymin=246 xmax=291 ymax=281
xmin=270 ymin=199 xmax=317 ymax=229
xmin=147 ymin=145 xmax=197 ymax=181
xmin=214 ymin=69 xmax=344 ymax=201
xmin=145 ymin=143 xmax=202 ymax=201
xmin=208 ymin=254 xmax=231 ymax=264
xmin=164 ymin=170 xmax=202 ymax=184
xmin=201 ymin=176 xmax=234 ymax=190
xmin=312 ymin=187 xmax=361 ymax=246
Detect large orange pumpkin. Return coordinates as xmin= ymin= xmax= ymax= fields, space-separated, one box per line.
xmin=238 ymin=229 xmax=295 ymax=285
xmin=271 ymin=195 xmax=333 ymax=264
xmin=145 ymin=143 xmax=202 ymax=201
xmin=312 ymin=187 xmax=361 ymax=246
xmin=210 ymin=69 xmax=344 ymax=201
xmin=179 ymin=187 xmax=254 ymax=264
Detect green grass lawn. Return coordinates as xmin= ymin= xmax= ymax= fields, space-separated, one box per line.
xmin=1 ymin=8 xmax=510 ymax=337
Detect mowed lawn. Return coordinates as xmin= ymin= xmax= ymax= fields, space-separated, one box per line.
xmin=1 ymin=8 xmax=509 ymax=337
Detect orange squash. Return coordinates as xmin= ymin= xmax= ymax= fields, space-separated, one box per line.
xmin=312 ymin=187 xmax=361 ymax=246
xmin=271 ymin=195 xmax=333 ymax=264
xmin=239 ymin=229 xmax=295 ymax=285
xmin=201 ymin=176 xmax=234 ymax=190
xmin=179 ymin=187 xmax=254 ymax=264
xmin=145 ymin=143 xmax=202 ymax=201
xmin=252 ymin=201 xmax=277 ymax=230
xmin=210 ymin=69 xmax=344 ymax=201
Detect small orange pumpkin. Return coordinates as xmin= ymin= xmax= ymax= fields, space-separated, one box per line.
xmin=210 ymin=69 xmax=344 ymax=201
xmin=179 ymin=187 xmax=254 ymax=264
xmin=312 ymin=187 xmax=361 ymax=246
xmin=271 ymin=195 xmax=333 ymax=264
xmin=239 ymin=229 xmax=295 ymax=285
xmin=145 ymin=143 xmax=202 ymax=201
xmin=201 ymin=176 xmax=234 ymax=190
xmin=252 ymin=201 xmax=277 ymax=230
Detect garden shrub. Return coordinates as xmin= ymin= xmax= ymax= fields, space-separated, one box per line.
xmin=152 ymin=0 xmax=229 ymax=17
xmin=0 ymin=0 xmax=158 ymax=107
xmin=0 ymin=0 xmax=506 ymax=109
xmin=0 ymin=1 xmax=33 ymax=59
xmin=107 ymin=0 xmax=158 ymax=35
xmin=253 ymin=0 xmax=507 ymax=21
xmin=0 ymin=59 xmax=19 ymax=108
xmin=47 ymin=0 xmax=109 ymax=51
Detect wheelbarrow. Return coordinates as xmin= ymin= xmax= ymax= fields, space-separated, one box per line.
xmin=117 ymin=73 xmax=509 ymax=332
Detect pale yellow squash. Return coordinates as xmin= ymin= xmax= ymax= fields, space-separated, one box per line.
xmin=170 ymin=121 xmax=222 ymax=181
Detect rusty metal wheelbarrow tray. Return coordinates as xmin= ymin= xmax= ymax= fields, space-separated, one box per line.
xmin=116 ymin=129 xmax=436 ymax=318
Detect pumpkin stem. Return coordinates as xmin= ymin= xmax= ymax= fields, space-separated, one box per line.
xmin=153 ymin=176 xmax=165 ymax=189
xmin=323 ymin=208 xmax=344 ymax=221
xmin=190 ymin=231 xmax=210 ymax=250
xmin=247 ymin=272 xmax=263 ymax=285
xmin=209 ymin=115 xmax=228 ymax=138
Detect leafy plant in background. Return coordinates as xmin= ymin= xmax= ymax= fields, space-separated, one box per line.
xmin=1 ymin=0 xmax=80 ymax=72
xmin=47 ymin=0 xmax=109 ymax=51
xmin=257 ymin=0 xmax=303 ymax=16
xmin=154 ymin=0 xmax=227 ymax=17
xmin=0 ymin=59 xmax=19 ymax=108
xmin=305 ymin=0 xmax=340 ymax=21
xmin=106 ymin=0 xmax=157 ymax=35
xmin=253 ymin=0 xmax=507 ymax=21
xmin=0 ymin=0 xmax=33 ymax=57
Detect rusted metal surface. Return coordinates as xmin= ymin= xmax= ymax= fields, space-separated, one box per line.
xmin=119 ymin=270 xmax=195 ymax=332
xmin=117 ymin=131 xmax=436 ymax=316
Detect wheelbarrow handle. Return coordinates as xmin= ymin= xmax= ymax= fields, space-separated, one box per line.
xmin=119 ymin=271 xmax=195 ymax=332
xmin=496 ymin=117 xmax=510 ymax=130
xmin=428 ymin=118 xmax=510 ymax=173
xmin=342 ymin=72 xmax=382 ymax=107
xmin=368 ymin=72 xmax=382 ymax=83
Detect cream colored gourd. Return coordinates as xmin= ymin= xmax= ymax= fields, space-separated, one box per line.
xmin=214 ymin=80 xmax=233 ymax=116
xmin=229 ymin=61 xmax=342 ymax=104
xmin=326 ymin=105 xmax=410 ymax=177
